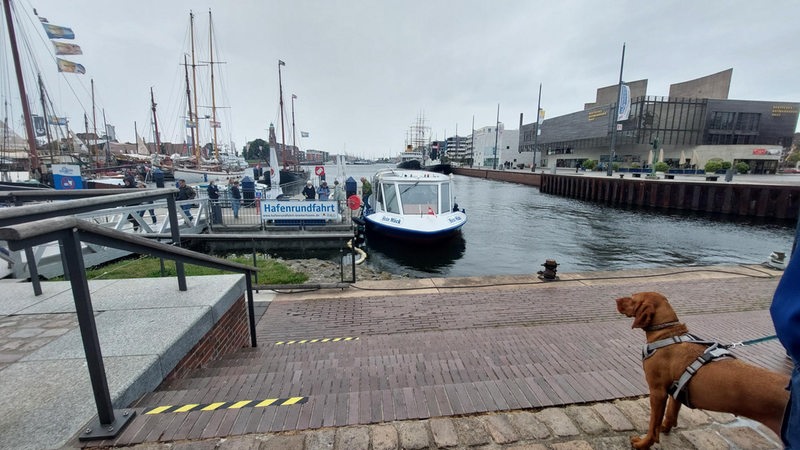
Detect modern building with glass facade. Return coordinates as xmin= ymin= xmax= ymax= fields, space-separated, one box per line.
xmin=518 ymin=69 xmax=799 ymax=173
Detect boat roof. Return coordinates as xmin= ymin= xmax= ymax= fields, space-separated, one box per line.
xmin=373 ymin=168 xmax=450 ymax=182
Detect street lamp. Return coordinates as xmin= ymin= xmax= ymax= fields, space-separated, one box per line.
xmin=608 ymin=43 xmax=626 ymax=176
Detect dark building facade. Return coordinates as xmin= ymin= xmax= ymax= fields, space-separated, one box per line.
xmin=519 ymin=69 xmax=799 ymax=173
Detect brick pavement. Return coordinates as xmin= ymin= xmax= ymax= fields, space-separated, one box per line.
xmin=78 ymin=266 xmax=790 ymax=449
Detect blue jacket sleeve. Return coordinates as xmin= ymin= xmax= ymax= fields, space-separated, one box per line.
xmin=770 ymin=251 xmax=800 ymax=360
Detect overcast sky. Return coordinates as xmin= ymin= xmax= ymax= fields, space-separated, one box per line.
xmin=9 ymin=0 xmax=800 ymax=159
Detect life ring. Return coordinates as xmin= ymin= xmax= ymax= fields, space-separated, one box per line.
xmin=314 ymin=166 xmax=325 ymax=176
xmin=347 ymin=195 xmax=361 ymax=210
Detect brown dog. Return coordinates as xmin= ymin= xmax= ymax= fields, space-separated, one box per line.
xmin=616 ymin=292 xmax=788 ymax=449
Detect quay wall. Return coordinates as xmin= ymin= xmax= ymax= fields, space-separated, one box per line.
xmin=451 ymin=167 xmax=800 ymax=220
xmin=452 ymin=167 xmax=542 ymax=187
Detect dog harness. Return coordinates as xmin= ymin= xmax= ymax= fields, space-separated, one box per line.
xmin=642 ymin=333 xmax=734 ymax=407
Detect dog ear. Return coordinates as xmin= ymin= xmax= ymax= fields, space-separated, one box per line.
xmin=631 ymin=299 xmax=655 ymax=329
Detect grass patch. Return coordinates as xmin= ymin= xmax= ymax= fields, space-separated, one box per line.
xmin=57 ymin=255 xmax=309 ymax=284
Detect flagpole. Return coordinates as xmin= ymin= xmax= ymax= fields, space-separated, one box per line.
xmin=608 ymin=43 xmax=625 ymax=177
xmin=470 ymin=115 xmax=474 ymax=168
xmin=534 ymin=82 xmax=541 ymax=171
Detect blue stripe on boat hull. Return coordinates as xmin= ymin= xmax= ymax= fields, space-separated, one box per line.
xmin=364 ymin=217 xmax=465 ymax=243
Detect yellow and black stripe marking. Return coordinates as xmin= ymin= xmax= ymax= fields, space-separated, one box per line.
xmin=275 ymin=336 xmax=359 ymax=345
xmin=144 ymin=396 xmax=307 ymax=415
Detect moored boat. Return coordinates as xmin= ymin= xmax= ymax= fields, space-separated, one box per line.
xmin=361 ymin=168 xmax=466 ymax=243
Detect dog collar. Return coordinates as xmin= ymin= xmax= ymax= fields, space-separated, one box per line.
xmin=643 ymin=320 xmax=680 ymax=332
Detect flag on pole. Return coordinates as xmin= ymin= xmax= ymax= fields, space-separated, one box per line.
xmin=32 ymin=115 xmax=46 ymax=136
xmin=56 ymin=58 xmax=85 ymax=74
xmin=269 ymin=148 xmax=281 ymax=188
xmin=617 ymin=84 xmax=631 ymax=121
xmin=300 ymin=131 xmax=309 ymax=138
xmin=538 ymin=108 xmax=545 ymax=122
xmin=210 ymin=120 xmax=221 ymax=128
xmin=48 ymin=116 xmax=67 ymax=126
xmin=291 ymin=94 xmax=297 ymax=99
xmin=42 ymin=23 xmax=75 ymax=39
xmin=52 ymin=41 xmax=82 ymax=55
xmin=185 ymin=119 xmax=197 ymax=129
xmin=278 ymin=60 xmax=285 ymax=66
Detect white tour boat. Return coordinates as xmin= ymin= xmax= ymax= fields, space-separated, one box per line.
xmin=362 ymin=168 xmax=466 ymax=243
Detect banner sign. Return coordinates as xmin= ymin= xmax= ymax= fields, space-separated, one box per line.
xmin=260 ymin=200 xmax=339 ymax=220
xmin=51 ymin=164 xmax=83 ymax=190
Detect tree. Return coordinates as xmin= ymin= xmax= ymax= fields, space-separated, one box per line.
xmin=246 ymin=139 xmax=269 ymax=161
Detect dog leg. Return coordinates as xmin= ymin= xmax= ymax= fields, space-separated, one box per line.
xmin=631 ymin=389 xmax=668 ymax=449
xmin=660 ymin=396 xmax=681 ymax=433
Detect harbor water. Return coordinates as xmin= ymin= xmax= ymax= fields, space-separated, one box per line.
xmin=316 ymin=164 xmax=796 ymax=278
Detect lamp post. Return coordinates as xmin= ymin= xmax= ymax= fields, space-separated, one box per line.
xmin=534 ymin=83 xmax=542 ymax=171
xmin=608 ymin=43 xmax=626 ymax=177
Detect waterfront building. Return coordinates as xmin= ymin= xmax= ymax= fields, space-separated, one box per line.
xmin=470 ymin=124 xmax=519 ymax=168
xmin=443 ymin=135 xmax=471 ymax=162
xmin=518 ymin=69 xmax=799 ymax=173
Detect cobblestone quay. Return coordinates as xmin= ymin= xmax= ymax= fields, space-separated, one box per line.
xmin=79 ymin=266 xmax=790 ymax=449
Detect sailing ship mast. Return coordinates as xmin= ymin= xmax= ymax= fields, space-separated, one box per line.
xmin=277 ymin=59 xmax=287 ymax=169
xmin=291 ymin=94 xmax=297 ymax=162
xmin=189 ymin=10 xmax=200 ymax=164
xmin=150 ymin=87 xmax=161 ymax=154
xmin=208 ymin=9 xmax=218 ymax=160
xmin=37 ymin=73 xmax=55 ymax=165
xmin=3 ymin=0 xmax=42 ymax=175
xmin=183 ymin=54 xmax=194 ymax=158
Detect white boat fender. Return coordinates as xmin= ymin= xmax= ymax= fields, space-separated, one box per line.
xmin=347 ymin=239 xmax=367 ymax=265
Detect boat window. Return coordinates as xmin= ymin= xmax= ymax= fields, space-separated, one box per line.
xmin=399 ymin=183 xmax=438 ymax=214
xmin=382 ymin=182 xmax=400 ymax=213
xmin=440 ymin=182 xmax=451 ymax=213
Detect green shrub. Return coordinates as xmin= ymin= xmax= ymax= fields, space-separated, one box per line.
xmin=704 ymin=160 xmax=723 ymax=173
xmin=721 ymin=161 xmax=732 ymax=170
xmin=654 ymin=161 xmax=670 ymax=172
xmin=630 ymin=162 xmax=641 ymax=169
xmin=735 ymin=161 xmax=750 ymax=174
xmin=581 ymin=159 xmax=597 ymax=170
xmin=612 ymin=162 xmax=620 ymax=171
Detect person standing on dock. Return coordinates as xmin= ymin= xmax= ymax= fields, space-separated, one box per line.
xmin=317 ymin=181 xmax=330 ymax=201
xmin=207 ymin=180 xmax=221 ymax=224
xmin=360 ymin=176 xmax=372 ymax=209
xmin=303 ymin=180 xmax=316 ymax=200
xmin=230 ymin=180 xmax=242 ymax=219
xmin=176 ymin=179 xmax=196 ymax=222
xmin=332 ymin=180 xmax=346 ymax=209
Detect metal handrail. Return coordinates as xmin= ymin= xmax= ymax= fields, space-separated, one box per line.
xmin=0 ymin=192 xmax=260 ymax=441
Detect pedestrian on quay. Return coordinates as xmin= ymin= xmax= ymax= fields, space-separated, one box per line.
xmin=230 ymin=180 xmax=241 ymax=219
xmin=332 ymin=179 xmax=346 ymax=208
xmin=317 ymin=181 xmax=330 ymax=200
xmin=207 ymin=180 xmax=222 ymax=224
xmin=303 ymin=180 xmax=316 ymax=200
xmin=124 ymin=177 xmax=142 ymax=231
xmin=770 ymin=247 xmax=800 ymax=448
xmin=176 ymin=179 xmax=195 ymax=221
xmin=360 ymin=176 xmax=372 ymax=209
xmin=136 ymin=175 xmax=157 ymax=225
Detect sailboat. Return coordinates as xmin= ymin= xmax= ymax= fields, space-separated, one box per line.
xmin=172 ymin=10 xmax=251 ymax=184
xmin=397 ymin=115 xmax=428 ymax=170
xmin=272 ymin=59 xmax=308 ymax=195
